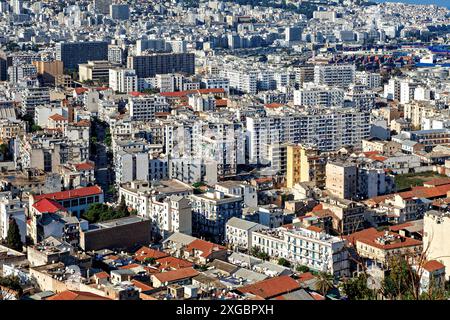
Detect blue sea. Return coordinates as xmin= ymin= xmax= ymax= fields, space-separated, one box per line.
xmin=377 ymin=0 xmax=450 ymax=8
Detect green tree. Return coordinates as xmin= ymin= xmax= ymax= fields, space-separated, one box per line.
xmin=0 ymin=275 xmax=23 ymax=296
xmin=380 ymin=255 xmax=423 ymax=300
xmin=278 ymin=258 xmax=291 ymax=268
xmin=249 ymin=246 xmax=269 ymax=261
xmin=144 ymin=257 xmax=156 ymax=265
xmin=6 ymin=219 xmax=22 ymax=252
xmin=296 ymin=265 xmax=310 ymax=273
xmin=315 ymin=272 xmax=334 ymax=296
xmin=341 ymin=273 xmax=376 ymax=300
xmin=31 ymin=124 xmax=42 ymax=132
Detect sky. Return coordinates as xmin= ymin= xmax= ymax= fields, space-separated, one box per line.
xmin=376 ymin=0 xmax=450 ymax=8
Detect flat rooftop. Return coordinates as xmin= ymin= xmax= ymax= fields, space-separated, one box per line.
xmin=87 ymin=216 xmax=149 ymax=232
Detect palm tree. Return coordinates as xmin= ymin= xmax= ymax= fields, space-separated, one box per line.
xmin=315 ymin=272 xmax=334 ymax=296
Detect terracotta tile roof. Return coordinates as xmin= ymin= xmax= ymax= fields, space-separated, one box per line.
xmin=131 ymin=279 xmax=154 ymax=292
xmin=156 ymin=256 xmax=193 ymax=270
xmin=423 ymin=260 xmax=445 ymax=273
xmin=424 ymin=178 xmax=450 ymax=187
xmin=237 ymin=275 xmax=301 ymax=299
xmin=73 ymin=162 xmax=95 ymax=171
xmin=72 ymin=119 xmax=90 ymax=127
xmin=297 ymin=272 xmax=316 ymax=283
xmin=32 ymin=198 xmax=67 ymax=214
xmin=93 ymin=271 xmax=109 ymax=279
xmin=46 ymin=290 xmax=111 ymax=300
xmin=130 ymin=91 xmax=146 ymax=97
xmin=34 ymin=186 xmax=103 ymax=202
xmin=185 ymin=239 xmax=226 ymax=258
xmin=134 ymin=246 xmax=169 ymax=262
xmin=74 ymin=88 xmax=89 ymax=95
xmin=118 ymin=263 xmax=141 ymax=270
xmin=312 ymin=204 xmax=323 ymax=211
xmin=389 ymin=222 xmax=413 ymax=232
xmin=347 ymin=227 xmax=422 ymax=250
xmin=49 ymin=114 xmax=67 ymax=121
xmin=264 ymin=102 xmax=284 ymax=109
xmin=215 ymin=99 xmax=228 ymax=107
xmin=365 ymin=184 xmax=450 ymax=206
xmin=306 ymin=225 xmax=323 ymax=233
xmin=152 ymin=267 xmax=199 ymax=283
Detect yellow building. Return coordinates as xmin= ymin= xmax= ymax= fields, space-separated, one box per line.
xmin=286 ymin=144 xmax=326 ymax=189
xmin=33 ymin=60 xmax=64 ymax=85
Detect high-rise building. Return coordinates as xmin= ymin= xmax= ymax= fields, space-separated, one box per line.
xmin=109 ymin=68 xmax=138 ymax=93
xmin=286 ymin=144 xmax=327 ymax=189
xmin=127 ymin=53 xmax=195 ymax=78
xmin=314 ymin=64 xmax=355 ymax=87
xmin=93 ymin=0 xmax=112 ymax=14
xmin=325 ymin=162 xmax=358 ymax=200
xmin=110 ymin=4 xmax=130 ymax=20
xmin=56 ymin=41 xmax=109 ymax=70
xmin=128 ymin=95 xmax=170 ymax=121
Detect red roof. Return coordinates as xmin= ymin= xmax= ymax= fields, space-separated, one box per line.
xmin=185 ymin=239 xmax=226 ymax=258
xmin=46 ymin=290 xmax=111 ymax=300
xmin=74 ymin=88 xmax=89 ymax=95
xmin=131 ymin=279 xmax=154 ymax=292
xmin=152 ymin=267 xmax=199 ymax=283
xmin=34 ymin=186 xmax=103 ymax=202
xmin=73 ymin=162 xmax=95 ymax=171
xmin=424 ymin=178 xmax=450 ymax=187
xmin=237 ymin=276 xmax=301 ymax=299
xmin=264 ymin=102 xmax=283 ymax=109
xmin=297 ymin=272 xmax=316 ymax=283
xmin=134 ymin=246 xmax=169 ymax=262
xmin=346 ymin=227 xmax=422 ymax=250
xmin=156 ymin=256 xmax=193 ymax=270
xmin=215 ymin=99 xmax=228 ymax=107
xmin=130 ymin=91 xmax=146 ymax=97
xmin=49 ymin=114 xmax=67 ymax=121
xmin=118 ymin=263 xmax=141 ymax=270
xmin=423 ymin=260 xmax=445 ymax=273
xmin=32 ymin=198 xmax=67 ymax=214
xmin=365 ymin=183 xmax=450 ymax=205
xmin=93 ymin=271 xmax=109 ymax=279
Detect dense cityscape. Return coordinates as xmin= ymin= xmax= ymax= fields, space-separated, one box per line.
xmin=0 ymin=0 xmax=449 ymax=303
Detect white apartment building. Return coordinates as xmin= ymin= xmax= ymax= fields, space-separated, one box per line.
xmin=225 ymin=217 xmax=268 ymax=251
xmin=221 ymin=69 xmax=257 ymax=94
xmin=8 ymin=64 xmax=37 ymax=83
xmin=115 ymin=151 xmax=150 ymax=185
xmin=384 ymin=78 xmax=401 ymax=101
xmin=356 ymin=71 xmax=381 ymax=89
xmin=20 ymin=86 xmax=50 ymax=115
xmin=188 ymin=94 xmax=216 ymax=112
xmin=109 ymin=68 xmax=138 ymax=93
xmin=0 ymin=192 xmax=26 ymax=243
xmin=119 ymin=180 xmax=193 ymax=217
xmin=246 ymin=108 xmax=370 ymax=164
xmin=149 ymin=195 xmax=192 ymax=239
xmin=252 ymin=226 xmax=350 ymax=277
xmin=314 ymin=64 xmax=355 ymax=88
xmin=190 ymin=190 xmax=243 ymax=242
xmin=293 ymin=85 xmax=344 ymax=107
xmin=128 ymin=95 xmax=170 ymax=121
xmin=215 ymin=180 xmax=258 ymax=208
xmin=201 ymin=77 xmax=230 ymax=94
xmin=400 ymin=80 xmax=419 ymax=104
xmin=423 ymin=210 xmax=450 ymax=280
